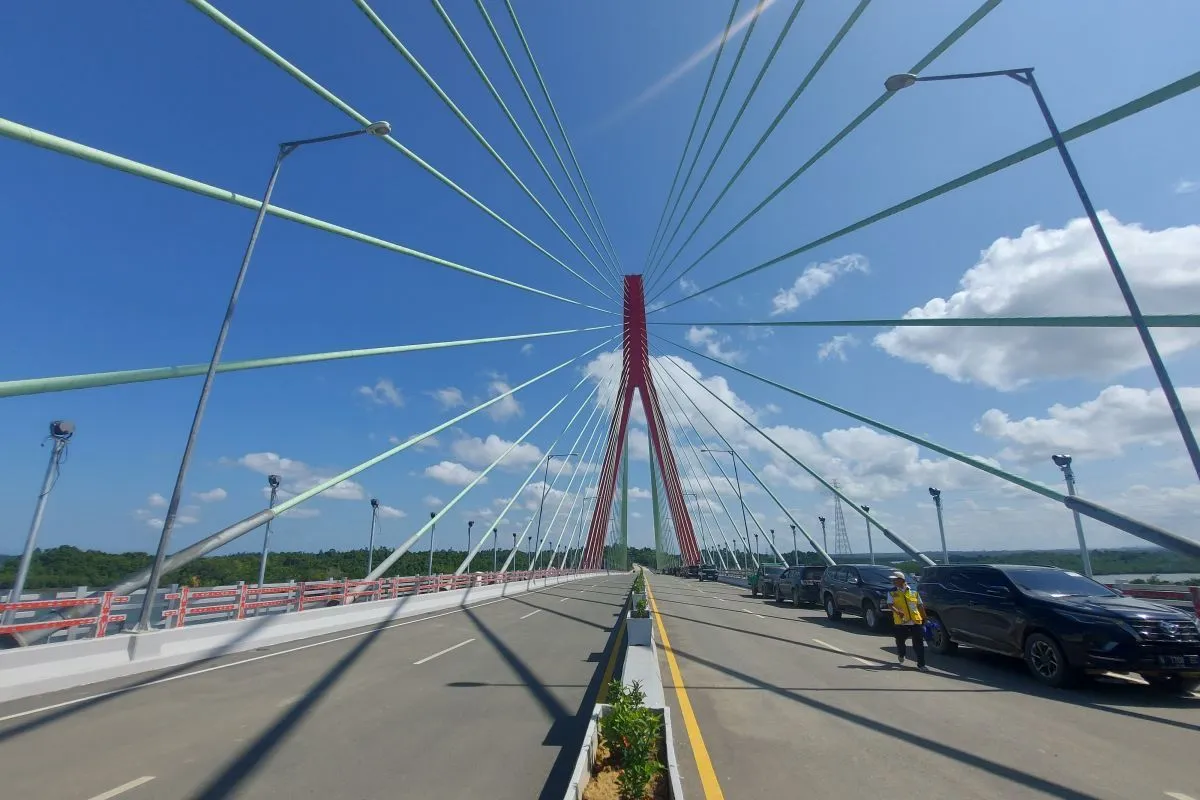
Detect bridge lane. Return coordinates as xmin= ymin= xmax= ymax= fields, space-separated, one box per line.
xmin=0 ymin=574 xmax=630 ymax=799
xmin=650 ymin=575 xmax=1200 ymax=800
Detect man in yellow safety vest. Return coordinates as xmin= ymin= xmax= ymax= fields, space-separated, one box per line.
xmin=887 ymin=571 xmax=927 ymax=671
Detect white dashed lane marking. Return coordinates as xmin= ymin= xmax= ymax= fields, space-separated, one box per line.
xmin=85 ymin=777 xmax=156 ymax=800
xmin=413 ymin=638 xmax=475 ymax=666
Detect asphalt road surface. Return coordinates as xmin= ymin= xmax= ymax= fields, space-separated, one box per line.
xmin=0 ymin=574 xmax=630 ymax=799
xmin=650 ymin=575 xmax=1200 ymax=800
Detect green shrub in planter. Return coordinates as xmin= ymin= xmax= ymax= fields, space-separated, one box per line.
xmin=599 ymin=680 xmax=663 ymax=799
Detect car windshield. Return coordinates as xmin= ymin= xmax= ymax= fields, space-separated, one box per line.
xmin=858 ymin=566 xmax=899 ymax=584
xmin=1006 ymin=569 xmax=1117 ymax=598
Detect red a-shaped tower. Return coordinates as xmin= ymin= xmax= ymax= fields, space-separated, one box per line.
xmin=581 ymin=276 xmax=701 ymax=568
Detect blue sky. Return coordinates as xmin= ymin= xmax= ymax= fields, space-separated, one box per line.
xmin=2 ymin=0 xmax=1199 ymax=564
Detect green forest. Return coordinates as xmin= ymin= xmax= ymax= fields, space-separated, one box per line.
xmin=4 ymin=544 xmax=1199 ymax=592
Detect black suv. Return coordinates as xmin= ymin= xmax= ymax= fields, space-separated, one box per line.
xmin=920 ymin=564 xmax=1200 ymax=692
xmin=698 ymin=564 xmax=719 ymax=581
xmin=820 ymin=564 xmax=904 ymax=630
xmin=774 ymin=565 xmax=828 ymax=606
xmin=750 ymin=564 xmax=788 ymax=598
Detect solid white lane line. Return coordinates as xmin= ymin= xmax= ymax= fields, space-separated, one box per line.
xmin=755 ymin=615 xmax=765 ymax=620
xmin=560 ymin=597 xmax=570 ymax=602
xmin=413 ymin=638 xmax=475 ymax=666
xmin=1165 ymin=793 xmax=1197 ymax=800
xmin=811 ymin=638 xmax=845 ymax=653
xmin=85 ymin=776 xmax=156 ymax=800
xmin=0 ymin=577 xmax=606 ymax=724
xmin=740 ymin=609 xmax=753 ymax=615
xmin=852 ymin=656 xmax=876 ymax=666
xmin=519 ymin=609 xmax=541 ymax=620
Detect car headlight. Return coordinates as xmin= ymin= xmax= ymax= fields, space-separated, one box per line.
xmin=1056 ymin=610 xmax=1140 ymax=639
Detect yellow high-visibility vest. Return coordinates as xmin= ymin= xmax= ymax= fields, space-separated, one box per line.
xmin=888 ymin=587 xmax=923 ymax=625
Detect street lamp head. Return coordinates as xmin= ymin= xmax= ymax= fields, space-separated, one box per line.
xmin=268 ymin=474 xmax=281 ymax=489
xmin=1051 ymin=454 xmax=1073 ymax=468
xmin=50 ymin=420 xmax=75 ymax=440
xmin=468 ymin=520 xmax=474 ymax=528
xmin=430 ymin=511 xmax=437 ymax=519
xmin=370 ymin=498 xmax=379 ymax=509
xmin=884 ymin=73 xmax=919 ymax=92
xmin=366 ymin=121 xmax=392 ymax=136
xmin=862 ymin=505 xmax=870 ymax=513
xmin=928 ymin=487 xmax=940 ymax=499
xmin=818 ymin=516 xmax=825 ymax=524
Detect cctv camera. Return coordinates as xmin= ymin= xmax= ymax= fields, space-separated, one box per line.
xmin=928 ymin=487 xmax=940 ymax=498
xmin=50 ymin=420 xmax=75 ymax=439
xmin=1051 ymin=454 xmax=1072 ymax=468
xmin=268 ymin=474 xmax=282 ymax=489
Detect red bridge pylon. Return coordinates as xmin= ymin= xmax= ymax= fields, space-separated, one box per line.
xmin=581 ymin=275 xmax=701 ymax=568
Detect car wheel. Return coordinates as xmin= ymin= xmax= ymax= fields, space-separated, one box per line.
xmin=863 ymin=601 xmax=884 ymax=631
xmin=792 ymin=590 xmax=801 ymax=607
xmin=824 ymin=594 xmax=841 ymax=620
xmin=1145 ymin=674 xmax=1200 ymax=696
xmin=927 ymin=614 xmax=957 ymax=655
xmin=1024 ymin=632 xmax=1076 ymax=688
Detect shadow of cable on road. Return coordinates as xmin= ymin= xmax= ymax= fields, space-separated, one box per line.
xmin=0 ymin=611 xmax=281 ymax=744
xmin=189 ymin=606 xmax=405 ymax=799
xmin=669 ymin=644 xmax=1106 ymax=800
xmin=463 ymin=585 xmax=627 ymax=800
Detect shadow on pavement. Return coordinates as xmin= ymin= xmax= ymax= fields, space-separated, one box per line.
xmin=191 ymin=606 xmax=405 ymax=799
xmin=670 ymin=644 xmax=1106 ymax=800
xmin=464 ymin=583 xmax=628 ymax=800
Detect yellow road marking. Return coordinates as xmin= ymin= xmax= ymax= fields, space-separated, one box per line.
xmin=646 ymin=578 xmax=726 ymax=799
xmin=597 ymin=620 xmax=626 ymax=703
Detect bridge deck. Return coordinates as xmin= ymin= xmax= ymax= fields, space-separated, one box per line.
xmin=0 ymin=575 xmax=628 ymax=800
xmin=650 ymin=575 xmax=1199 ymax=800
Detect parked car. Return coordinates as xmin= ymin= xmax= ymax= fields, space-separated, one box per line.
xmin=750 ymin=563 xmax=788 ymax=598
xmin=684 ymin=564 xmax=700 ymax=579
xmin=698 ymin=564 xmax=719 ymax=582
xmin=920 ymin=564 xmax=1200 ymax=692
xmin=774 ymin=565 xmax=828 ymax=606
xmin=820 ymin=564 xmax=906 ymax=630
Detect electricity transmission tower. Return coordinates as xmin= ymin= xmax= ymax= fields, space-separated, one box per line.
xmin=831 ymin=481 xmax=852 ymax=556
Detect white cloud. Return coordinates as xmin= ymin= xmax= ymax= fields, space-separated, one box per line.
xmin=626 ymin=427 xmax=650 ymax=461
xmin=686 ymin=326 xmax=744 ymax=363
xmin=874 ymin=214 xmax=1200 ymax=390
xmin=145 ymin=518 xmax=163 ymax=529
xmin=357 ymin=379 xmax=404 ymax=407
xmin=1175 ymin=179 xmax=1198 ymax=195
xmin=147 ymin=493 xmax=167 ymax=508
xmin=424 ymin=495 xmax=443 ymax=507
xmin=452 ymin=434 xmax=543 ymax=470
xmin=376 ymin=504 xmax=406 ymax=519
xmin=486 ymin=378 xmax=523 ymax=421
xmin=770 ymin=254 xmax=868 ymax=316
xmin=817 ymin=334 xmax=857 ymax=362
xmin=976 ymin=384 xmax=1200 ymax=464
xmin=680 ymin=277 xmax=699 ymax=294
xmin=521 ymin=343 xmax=534 ymax=356
xmin=391 ymin=433 xmax=440 ymax=450
xmin=628 ymin=487 xmax=652 ymax=500
xmin=194 ymin=487 xmax=227 ymax=503
xmin=430 ymin=387 xmax=466 ymax=409
xmin=425 ymin=460 xmax=486 ymax=486
xmin=238 ymin=452 xmax=365 ymax=501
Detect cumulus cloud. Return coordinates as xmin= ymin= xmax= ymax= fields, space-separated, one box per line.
xmin=147 ymin=493 xmax=167 ymax=508
xmin=424 ymin=495 xmax=443 ymax=507
xmin=1174 ymin=179 xmax=1198 ymax=195
xmin=686 ymin=326 xmax=744 ymax=363
xmin=376 ymin=504 xmax=406 ymax=519
xmin=451 ymin=434 xmax=543 ymax=470
xmin=770 ymin=254 xmax=868 ymax=316
xmin=430 ymin=387 xmax=466 ymax=409
xmin=357 ymin=379 xmax=404 ymax=407
xmin=425 ymin=460 xmax=486 ymax=486
xmin=194 ymin=487 xmax=227 ymax=503
xmin=975 ymin=384 xmax=1200 ymax=464
xmin=238 ymin=452 xmax=365 ymax=501
xmin=486 ymin=378 xmax=523 ymax=421
xmin=874 ymin=214 xmax=1200 ymax=389
xmin=521 ymin=343 xmax=534 ymax=356
xmin=817 ymin=334 xmax=857 ymax=362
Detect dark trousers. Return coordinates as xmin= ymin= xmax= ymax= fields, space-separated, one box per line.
xmin=894 ymin=624 xmax=925 ymax=667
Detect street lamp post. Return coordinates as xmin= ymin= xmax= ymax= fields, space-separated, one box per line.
xmin=790 ymin=524 xmax=798 ymax=567
xmin=428 ymin=511 xmax=438 ymax=577
xmin=928 ymin=488 xmax=949 ymax=565
xmin=256 ymin=474 xmax=282 ymax=597
xmin=512 ymin=532 xmax=518 ymax=570
xmin=861 ymin=505 xmax=875 ymax=565
xmin=366 ymin=499 xmax=380 ymax=574
xmin=818 ymin=516 xmax=827 ymax=554
xmin=885 ymin=67 xmax=1200 ymax=484
xmin=466 ymin=520 xmax=474 ymax=573
xmin=4 ymin=421 xmax=74 ymax=626
xmin=135 ymin=120 xmax=392 ymax=631
xmin=492 ymin=527 xmax=499 ymax=573
xmin=527 ymin=534 xmax=533 ymax=574
xmin=1052 ymin=455 xmax=1093 ymax=578
xmin=754 ymin=532 xmax=760 ymax=562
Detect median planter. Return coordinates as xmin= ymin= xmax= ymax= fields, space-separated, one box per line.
xmin=626 ymin=610 xmax=653 ymax=647
xmin=561 ymin=681 xmax=683 ymax=800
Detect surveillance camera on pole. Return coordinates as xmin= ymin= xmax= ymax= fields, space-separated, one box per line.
xmin=367 ymin=499 xmax=380 ymax=574
xmin=428 ymin=510 xmax=438 ymax=578
xmin=861 ymin=505 xmax=875 ymax=565
xmin=467 ymin=520 xmax=475 ymax=572
xmin=4 ymin=421 xmax=76 ymax=626
xmin=1051 ymin=454 xmax=1093 ymax=577
xmin=928 ymin=487 xmax=949 ymax=565
xmin=818 ymin=516 xmax=827 ymax=554
xmin=256 ymin=474 xmax=284 ymax=598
